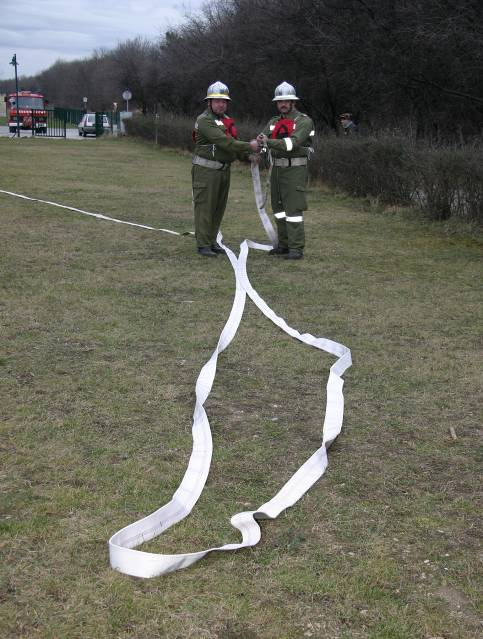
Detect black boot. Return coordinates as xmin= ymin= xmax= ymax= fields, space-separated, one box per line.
xmin=211 ymin=243 xmax=226 ymax=254
xmin=198 ymin=247 xmax=218 ymax=257
xmin=268 ymin=246 xmax=289 ymax=256
xmin=284 ymin=250 xmax=303 ymax=260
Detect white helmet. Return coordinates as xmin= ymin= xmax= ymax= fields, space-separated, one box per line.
xmin=273 ymin=81 xmax=299 ymax=101
xmin=205 ymin=81 xmax=231 ymax=101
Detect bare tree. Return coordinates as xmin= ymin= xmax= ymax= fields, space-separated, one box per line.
xmin=3 ymin=0 xmax=482 ymax=138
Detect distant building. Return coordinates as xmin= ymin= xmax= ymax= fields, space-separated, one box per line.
xmin=0 ymin=95 xmax=6 ymax=117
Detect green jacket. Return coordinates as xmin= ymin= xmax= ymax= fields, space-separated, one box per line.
xmin=262 ymin=108 xmax=314 ymax=159
xmin=193 ymin=109 xmax=252 ymax=163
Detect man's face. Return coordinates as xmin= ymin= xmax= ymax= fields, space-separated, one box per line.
xmin=210 ymin=99 xmax=228 ymax=116
xmin=276 ymin=100 xmax=294 ymax=115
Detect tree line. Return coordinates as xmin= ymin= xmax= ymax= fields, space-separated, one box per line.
xmin=2 ymin=0 xmax=482 ymax=140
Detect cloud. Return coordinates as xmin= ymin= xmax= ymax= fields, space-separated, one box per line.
xmin=0 ymin=0 xmax=204 ymax=78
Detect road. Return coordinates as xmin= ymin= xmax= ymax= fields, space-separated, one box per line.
xmin=0 ymin=126 xmax=117 ymax=139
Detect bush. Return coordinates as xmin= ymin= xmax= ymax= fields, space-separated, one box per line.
xmin=312 ymin=135 xmax=482 ymax=223
xmin=126 ymin=110 xmax=263 ymax=152
xmin=125 ymin=110 xmax=194 ymax=151
xmin=126 ymin=112 xmax=483 ymax=225
xmin=311 ymin=136 xmax=414 ymax=205
xmin=414 ymin=146 xmax=483 ymax=222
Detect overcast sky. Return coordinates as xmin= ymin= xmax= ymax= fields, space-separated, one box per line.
xmin=1 ymin=0 xmax=206 ymax=79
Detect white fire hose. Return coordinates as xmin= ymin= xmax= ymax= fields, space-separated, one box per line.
xmin=1 ymin=181 xmax=352 ymax=579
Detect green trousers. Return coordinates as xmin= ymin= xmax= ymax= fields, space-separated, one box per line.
xmin=271 ymin=165 xmax=308 ymax=251
xmin=192 ymin=164 xmax=231 ymax=248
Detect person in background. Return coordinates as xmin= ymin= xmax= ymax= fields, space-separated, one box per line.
xmin=339 ymin=112 xmax=357 ymax=135
xmin=192 ymin=81 xmax=258 ymax=257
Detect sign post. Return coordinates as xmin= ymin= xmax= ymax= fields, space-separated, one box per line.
xmin=122 ymin=90 xmax=132 ymax=112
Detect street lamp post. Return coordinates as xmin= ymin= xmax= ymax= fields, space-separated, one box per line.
xmin=9 ymin=54 xmax=20 ymax=138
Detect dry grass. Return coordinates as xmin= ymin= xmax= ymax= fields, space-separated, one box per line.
xmin=0 ymin=136 xmax=481 ymax=638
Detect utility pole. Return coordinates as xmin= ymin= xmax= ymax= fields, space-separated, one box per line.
xmin=10 ymin=54 xmax=20 ymax=138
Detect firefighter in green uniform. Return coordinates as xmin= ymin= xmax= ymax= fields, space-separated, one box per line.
xmin=192 ymin=81 xmax=258 ymax=257
xmin=258 ymin=82 xmax=315 ymax=260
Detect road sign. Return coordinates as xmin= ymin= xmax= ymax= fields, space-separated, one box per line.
xmin=122 ymin=90 xmax=132 ymax=112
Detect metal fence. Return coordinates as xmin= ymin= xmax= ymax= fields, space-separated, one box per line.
xmin=54 ymin=107 xmax=84 ymax=126
xmin=44 ymin=109 xmax=67 ymax=137
xmin=12 ymin=108 xmax=120 ymax=138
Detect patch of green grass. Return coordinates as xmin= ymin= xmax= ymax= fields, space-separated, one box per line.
xmin=0 ymin=136 xmax=481 ymax=638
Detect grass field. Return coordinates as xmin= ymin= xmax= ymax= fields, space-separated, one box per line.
xmin=0 ymin=136 xmax=481 ymax=639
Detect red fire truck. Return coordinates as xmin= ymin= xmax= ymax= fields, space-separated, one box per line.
xmin=5 ymin=91 xmax=48 ymax=133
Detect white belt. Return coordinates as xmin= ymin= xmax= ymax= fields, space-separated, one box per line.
xmin=192 ymin=155 xmax=230 ymax=170
xmin=274 ymin=157 xmax=307 ymax=167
